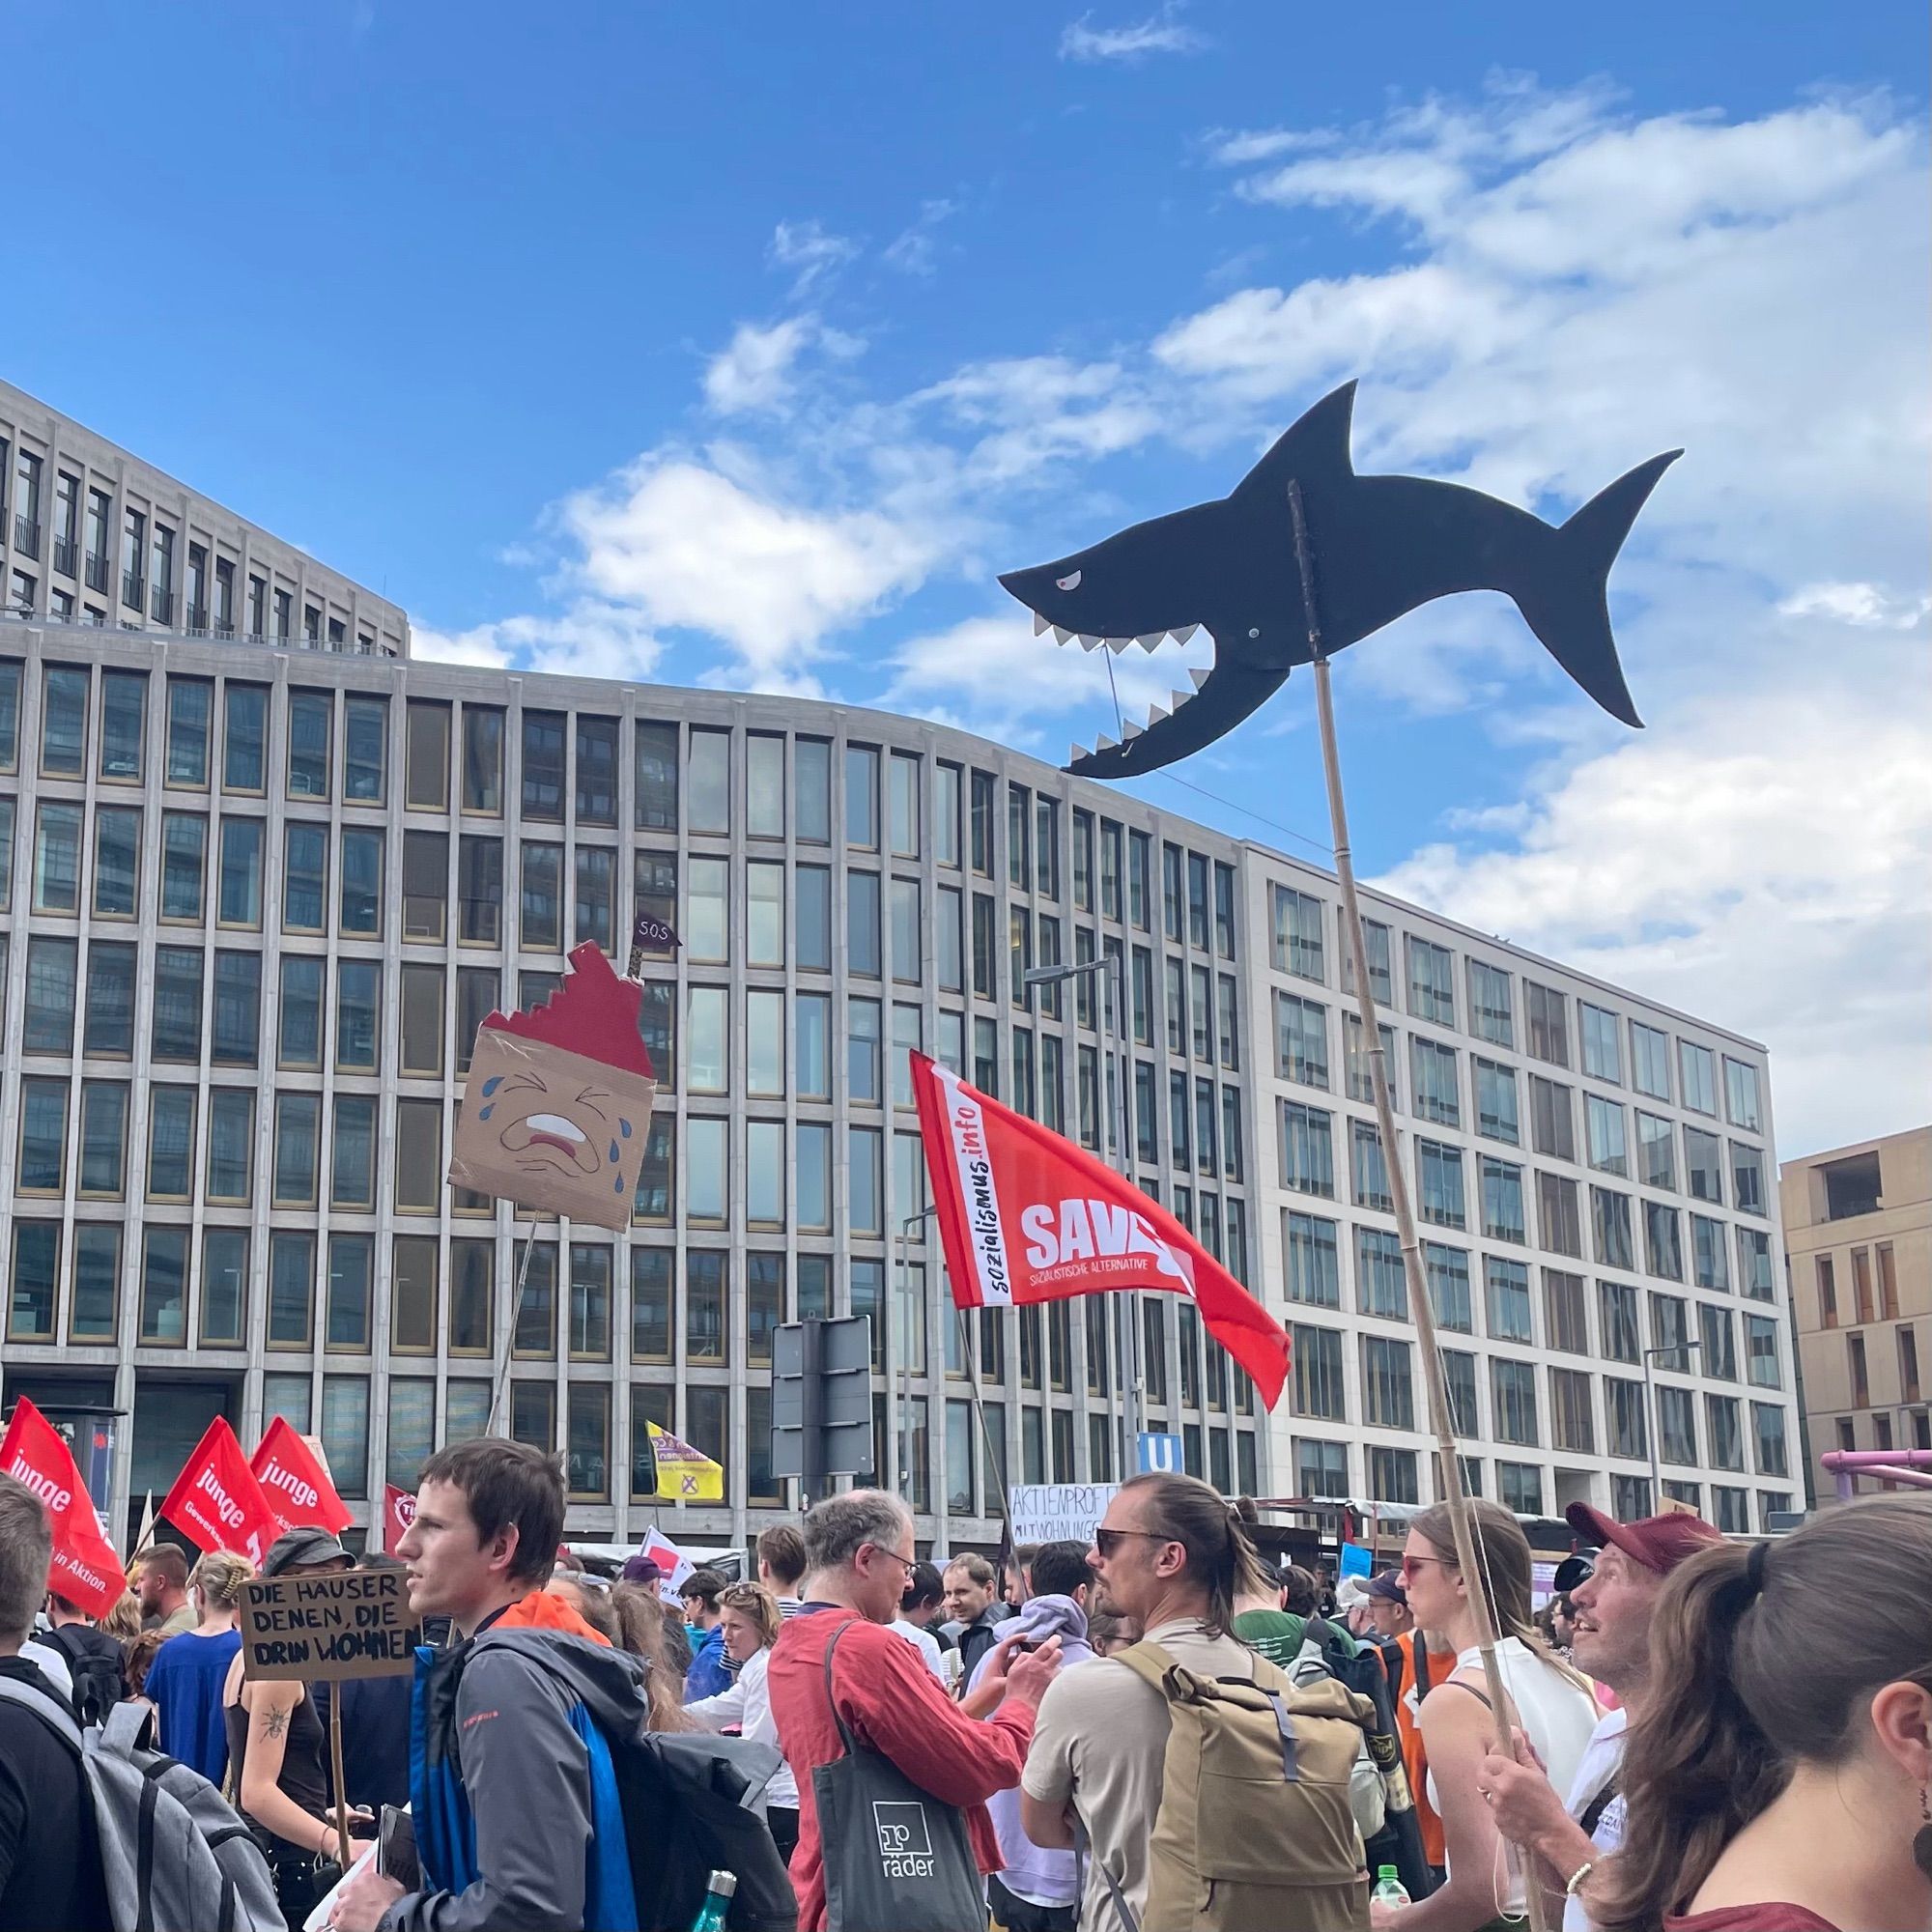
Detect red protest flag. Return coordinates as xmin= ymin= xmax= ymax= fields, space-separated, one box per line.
xmin=250 ymin=1416 xmax=353 ymax=1535
xmin=912 ymin=1052 xmax=1291 ymax=1408
xmin=0 ymin=1398 xmax=125 ymax=1620
xmin=383 ymin=1484 xmax=417 ymax=1556
xmin=159 ymin=1417 xmax=282 ymax=1565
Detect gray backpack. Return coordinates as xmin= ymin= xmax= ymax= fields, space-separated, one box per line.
xmin=0 ymin=1675 xmax=281 ymax=1932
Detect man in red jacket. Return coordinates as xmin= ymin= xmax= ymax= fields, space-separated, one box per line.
xmin=767 ymin=1490 xmax=1062 ymax=1932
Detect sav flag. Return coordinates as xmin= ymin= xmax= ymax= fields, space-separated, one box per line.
xmin=250 ymin=1416 xmax=353 ymax=1535
xmin=912 ymin=1052 xmax=1291 ymax=1407
xmin=160 ymin=1417 xmax=282 ymax=1565
xmin=0 ymin=1398 xmax=125 ymax=1620
xmin=643 ymin=1420 xmax=724 ymax=1502
xmin=383 ymin=1484 xmax=417 ymax=1556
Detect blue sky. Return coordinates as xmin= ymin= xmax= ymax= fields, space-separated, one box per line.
xmin=9 ymin=1 xmax=1928 ymax=1153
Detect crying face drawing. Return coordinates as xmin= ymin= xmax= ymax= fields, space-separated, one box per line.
xmin=475 ymin=1069 xmax=638 ymax=1179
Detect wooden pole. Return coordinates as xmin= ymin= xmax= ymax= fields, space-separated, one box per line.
xmin=327 ymin=1691 xmax=353 ymax=1868
xmin=484 ymin=1220 xmax=539 ymax=1435
xmin=1290 ymin=480 xmax=1548 ymax=1932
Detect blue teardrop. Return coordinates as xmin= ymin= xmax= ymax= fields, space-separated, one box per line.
xmin=478 ymin=1104 xmax=494 ymax=1121
xmin=609 ymin=1141 xmax=620 ymax=1164
xmin=619 ymin=1118 xmax=632 ymax=1140
xmin=481 ymin=1076 xmax=503 ymax=1095
xmin=614 ymin=1175 xmax=626 ymax=1192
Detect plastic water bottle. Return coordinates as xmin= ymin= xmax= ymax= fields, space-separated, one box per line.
xmin=688 ymin=1869 xmax=737 ymax=1932
xmin=1371 ymin=1864 xmax=1412 ymax=1909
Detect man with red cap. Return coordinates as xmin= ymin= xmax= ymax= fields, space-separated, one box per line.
xmin=1479 ymin=1501 xmax=1724 ymax=1932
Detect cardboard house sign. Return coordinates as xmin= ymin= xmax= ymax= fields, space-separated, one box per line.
xmin=447 ymin=942 xmax=659 ymax=1232
xmin=239 ymin=1568 xmax=423 ymax=1682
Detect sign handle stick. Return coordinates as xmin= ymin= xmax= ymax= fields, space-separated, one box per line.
xmin=957 ymin=1309 xmax=1019 ymax=1549
xmin=1291 ymin=479 xmax=1548 ymax=1932
xmin=327 ymin=1692 xmax=352 ymax=1868
xmin=484 ymin=1221 xmax=538 ymax=1435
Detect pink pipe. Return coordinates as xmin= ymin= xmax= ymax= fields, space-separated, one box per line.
xmin=1822 ymin=1447 xmax=1932 ymax=1501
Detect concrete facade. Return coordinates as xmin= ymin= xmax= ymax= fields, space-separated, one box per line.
xmin=1781 ymin=1126 xmax=1932 ymax=1504
xmin=1 ymin=381 xmax=407 ymax=658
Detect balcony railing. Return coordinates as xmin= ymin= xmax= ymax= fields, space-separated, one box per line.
xmin=0 ymin=608 xmax=399 ymax=655
xmin=84 ymin=551 xmax=109 ymax=593
xmin=186 ymin=605 xmax=209 ymax=632
xmin=53 ymin=536 xmax=76 ymax=578
xmin=150 ymin=585 xmax=174 ymax=624
xmin=122 ymin=569 xmax=143 ymax=610
xmin=14 ymin=516 xmax=41 ymax=559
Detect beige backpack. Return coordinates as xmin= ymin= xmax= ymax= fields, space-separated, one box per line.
xmin=1099 ymin=1640 xmax=1375 ymax=1932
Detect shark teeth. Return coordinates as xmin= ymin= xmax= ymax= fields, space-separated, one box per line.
xmin=1034 ymin=611 xmax=1050 ymax=636
xmin=1146 ymin=704 xmax=1170 ymax=727
xmin=1094 ymin=732 xmax=1118 ymax=754
xmin=1169 ymin=690 xmax=1192 ymax=712
xmin=1122 ymin=719 xmax=1144 ymax=740
xmin=1188 ymin=665 xmax=1210 ymax=690
xmin=1078 ymin=634 xmax=1101 ymax=649
xmin=1171 ymin=623 xmax=1199 ymax=644
xmin=1069 ymin=743 xmax=1091 ymax=765
xmin=1134 ymin=634 xmax=1163 ymax=651
xmin=1052 ymin=626 xmax=1072 ymax=645
xmin=1104 ymin=636 xmax=1130 ymax=654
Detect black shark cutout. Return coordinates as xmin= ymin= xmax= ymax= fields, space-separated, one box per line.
xmin=998 ymin=382 xmax=1680 ymax=779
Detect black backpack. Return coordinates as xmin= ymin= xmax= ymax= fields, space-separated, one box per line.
xmin=45 ymin=1625 xmax=128 ymax=1730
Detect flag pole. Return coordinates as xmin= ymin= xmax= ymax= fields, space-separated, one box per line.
xmin=1290 ymin=480 xmax=1549 ymax=1932
xmin=958 ymin=1310 xmax=1020 ymax=1552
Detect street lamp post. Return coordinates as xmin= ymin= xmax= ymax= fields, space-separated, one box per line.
xmin=1023 ymin=951 xmax=1138 ymax=1476
xmin=1642 ymin=1338 xmax=1701 ymax=1509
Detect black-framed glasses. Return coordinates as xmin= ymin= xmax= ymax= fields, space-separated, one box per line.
xmin=1094 ymin=1527 xmax=1172 ymax=1558
xmin=862 ymin=1542 xmax=918 ymax=1578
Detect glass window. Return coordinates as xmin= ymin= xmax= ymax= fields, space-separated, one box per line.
xmin=335 ymin=959 xmax=381 ymax=1071
xmin=1751 ymin=1403 xmax=1789 ymax=1479
xmin=158 ymin=812 xmax=207 ymax=921
xmin=797 ymin=866 xmax=832 ymax=970
xmin=1354 ymin=1227 xmax=1406 ymax=1318
xmin=31 ymin=802 xmax=82 ymax=913
xmin=406 ymin=699 xmax=451 ymax=809
xmin=449 ymin=1240 xmax=495 ymax=1355
xmin=1628 ymin=1019 xmax=1671 ymax=1099
xmin=574 ymin=845 xmax=615 ymax=951
xmin=1279 ymin=1102 xmax=1334 ymax=1197
xmin=1739 ymin=1227 xmax=1775 ymax=1301
xmin=77 ymin=1082 xmax=128 ymax=1198
xmin=1284 ymin=1212 xmax=1340 ymax=1308
xmin=1406 ymin=936 xmax=1455 ymax=1026
xmin=1723 ymin=1057 xmax=1762 ymax=1131
xmin=747 ymin=861 xmax=785 ymax=967
xmin=100 ymin=669 xmax=148 ymax=781
xmin=517 ymin=708 xmax=567 ymax=821
xmin=1586 ymin=1095 xmax=1629 ymax=1176
xmin=747 ymin=1121 xmax=785 ymax=1226
xmin=1292 ymin=1325 xmax=1347 ymax=1420
xmin=1529 ymin=1076 xmax=1576 ymax=1161
xmin=687 ymin=855 xmax=728 ymax=962
xmin=27 ymin=936 xmax=80 ymax=1054
xmin=892 ymin=878 xmax=922 ymax=981
xmin=1487 ymin=1257 xmax=1534 ymax=1341
xmin=1362 ymin=1335 xmax=1414 ymax=1429
xmin=1475 ymin=1059 xmax=1519 ymax=1143
xmin=16 ymin=1078 xmax=69 ymax=1194
xmin=634 ymin=720 xmax=677 ymax=830
xmin=215 ymin=683 xmax=267 ymax=792
xmin=151 ymin=948 xmax=203 ymax=1061
xmin=1679 ymin=1039 xmax=1718 ymax=1115
xmin=331 ymin=1094 xmax=377 ymax=1211
xmin=1424 ymin=1244 xmax=1473 ymax=1332
xmin=1274 ymin=993 xmax=1328 ymax=1088
xmin=688 ymin=727 xmax=730 ymax=834
xmin=214 ymin=815 xmax=264 ymax=926
xmin=933 ymin=761 xmax=959 ymax=866
xmin=1525 ymin=980 xmax=1569 ymax=1066
xmin=69 ymin=1225 xmax=122 ymax=1343
xmin=1467 ymin=959 xmax=1514 ymax=1046
xmin=1411 ymin=1037 xmax=1460 ymax=1126
xmin=205 ymin=1089 xmax=254 ymax=1204
xmin=279 ymin=955 xmax=324 ymax=1068
xmin=1418 ymin=1141 xmax=1466 ymax=1229
xmin=41 ymin=665 xmax=89 ymax=775
xmin=344 ymin=695 xmax=387 ymax=803
xmin=287 ymin=691 xmax=331 ymax=800
xmin=394 ymin=1099 xmax=443 ymax=1212
xmin=688 ymin=986 xmax=728 ymax=1093
xmin=145 ymin=1086 xmax=197 ymax=1202
xmin=747 ymin=989 xmax=785 ymax=1098
xmin=137 ymin=1229 xmax=189 ymax=1344
xmin=7 ymin=1222 xmax=60 ymax=1341
xmin=575 ymin=715 xmax=619 ymax=826
xmin=1731 ymin=1142 xmax=1766 ymax=1216
xmin=462 ymin=706 xmax=504 ymax=812
xmin=1482 ymin=1157 xmax=1526 ymax=1242
xmin=1580 ymin=1003 xmax=1622 ymax=1083
xmin=1491 ymin=1358 xmax=1540 ymax=1444
xmin=1271 ymin=886 xmax=1324 ymax=980
xmin=273 ymin=1094 xmax=322 ymax=1206
xmin=850 ymin=1124 xmax=883 ymax=1235
xmin=849 ymin=871 xmax=882 ymax=977
xmin=1685 ymin=1126 xmax=1724 ymax=1204
xmin=519 ymin=840 xmax=562 ymax=950
xmin=283 ymin=821 xmax=328 ymax=932
xmin=1350 ymin=1120 xmax=1391 ymax=1212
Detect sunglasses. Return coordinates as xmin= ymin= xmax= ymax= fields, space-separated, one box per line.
xmin=1398 ymin=1553 xmax=1460 ymax=1581
xmin=1094 ymin=1527 xmax=1173 ymax=1559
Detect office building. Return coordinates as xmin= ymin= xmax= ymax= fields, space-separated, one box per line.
xmin=1782 ymin=1127 xmax=1931 ymax=1503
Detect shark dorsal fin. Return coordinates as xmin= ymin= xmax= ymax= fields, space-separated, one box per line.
xmin=1232 ymin=380 xmax=1358 ymax=499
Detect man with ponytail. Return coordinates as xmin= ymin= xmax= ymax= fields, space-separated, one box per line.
xmin=1597 ymin=1493 xmax=1932 ymax=1932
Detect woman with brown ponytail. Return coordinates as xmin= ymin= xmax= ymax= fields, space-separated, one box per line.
xmin=1599 ymin=1492 xmax=1932 ymax=1932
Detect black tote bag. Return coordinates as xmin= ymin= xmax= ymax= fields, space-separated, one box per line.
xmin=811 ymin=1617 xmax=988 ymax=1931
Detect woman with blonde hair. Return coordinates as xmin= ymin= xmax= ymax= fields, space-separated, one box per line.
xmin=685 ymin=1581 xmax=801 ymax=1863
xmin=1372 ymin=1498 xmax=1600 ymax=1931
xmin=144 ymin=1548 xmax=253 ymax=1786
xmin=609 ymin=1581 xmax=698 ymax=1733
xmin=1600 ymin=1493 xmax=1932 ymax=1932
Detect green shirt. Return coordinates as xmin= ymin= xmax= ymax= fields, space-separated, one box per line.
xmin=1231 ymin=1608 xmax=1305 ymax=1667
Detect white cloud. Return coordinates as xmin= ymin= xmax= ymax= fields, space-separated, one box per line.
xmin=560 ymin=456 xmax=940 ymax=692
xmin=1777 ymin=581 xmax=1931 ymax=630
xmin=702 ymin=317 xmax=817 ymax=415
xmin=884 ymin=198 xmax=958 ymax=277
xmin=1059 ymin=5 xmax=1205 ymax=63
xmin=412 ymin=605 xmax=666 ymax=683
xmin=768 ymin=219 xmax=859 ymax=296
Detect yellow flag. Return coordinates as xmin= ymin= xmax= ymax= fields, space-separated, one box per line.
xmin=645 ymin=1420 xmax=724 ymax=1502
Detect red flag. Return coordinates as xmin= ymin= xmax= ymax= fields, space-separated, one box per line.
xmin=0 ymin=1398 xmax=124 ymax=1620
xmin=912 ymin=1052 xmax=1291 ymax=1408
xmin=159 ymin=1418 xmax=281 ymax=1565
xmin=250 ymin=1417 xmax=353 ymax=1535
xmin=383 ymin=1484 xmax=417 ymax=1556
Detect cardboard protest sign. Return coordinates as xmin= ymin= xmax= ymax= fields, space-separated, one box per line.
xmin=239 ymin=1567 xmax=423 ymax=1682
xmin=0 ymin=1397 xmax=125 ymax=1620
xmin=251 ymin=1417 xmax=353 ymax=1535
xmin=447 ymin=941 xmax=658 ymax=1232
xmin=160 ymin=1417 xmax=282 ymax=1565
xmin=1009 ymin=1483 xmax=1120 ymax=1546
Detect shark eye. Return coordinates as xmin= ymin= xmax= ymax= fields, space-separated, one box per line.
xmin=1055 ymin=570 xmax=1082 ymax=591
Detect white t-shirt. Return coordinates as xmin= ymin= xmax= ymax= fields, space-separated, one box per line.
xmin=889 ymin=1618 xmax=948 ymax=1682
xmin=1560 ymin=1705 xmax=1627 ymax=1932
xmin=21 ymin=1639 xmax=73 ymax=1700
xmin=684 ymin=1646 xmax=800 ymax=1809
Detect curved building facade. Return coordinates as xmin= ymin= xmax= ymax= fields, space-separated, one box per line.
xmin=0 ymin=622 xmax=1800 ymax=1556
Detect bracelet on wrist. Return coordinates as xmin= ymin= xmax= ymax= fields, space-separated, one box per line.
xmin=1563 ymin=1859 xmax=1595 ymax=1898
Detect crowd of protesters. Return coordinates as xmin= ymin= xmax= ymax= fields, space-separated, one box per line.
xmin=0 ymin=1451 xmax=1925 ymax=1932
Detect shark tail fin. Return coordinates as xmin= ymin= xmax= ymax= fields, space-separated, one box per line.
xmin=1517 ymin=449 xmax=1681 ymax=728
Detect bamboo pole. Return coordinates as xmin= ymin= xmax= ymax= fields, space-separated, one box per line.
xmin=484 ymin=1221 xmax=539 ymax=1435
xmin=1290 ymin=480 xmax=1548 ymax=1932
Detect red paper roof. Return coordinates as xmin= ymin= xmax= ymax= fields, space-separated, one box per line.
xmin=480 ymin=942 xmax=655 ymax=1077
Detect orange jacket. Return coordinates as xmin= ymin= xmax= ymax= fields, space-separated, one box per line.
xmin=1391 ymin=1629 xmax=1446 ymax=1868
xmin=493 ymin=1588 xmax=612 ymax=1645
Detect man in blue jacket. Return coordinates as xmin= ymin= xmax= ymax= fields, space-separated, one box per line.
xmin=328 ymin=1439 xmax=648 ymax=1932
xmin=679 ymin=1569 xmax=732 ymax=1702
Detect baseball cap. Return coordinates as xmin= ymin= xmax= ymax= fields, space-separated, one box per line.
xmin=262 ymin=1526 xmax=354 ymax=1577
xmin=620 ymin=1554 xmax=664 ymax=1587
xmin=1365 ymin=1570 xmax=1407 ymax=1605
xmin=1333 ymin=1576 xmax=1372 ymax=1612
xmin=1564 ymin=1502 xmax=1723 ymax=1577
